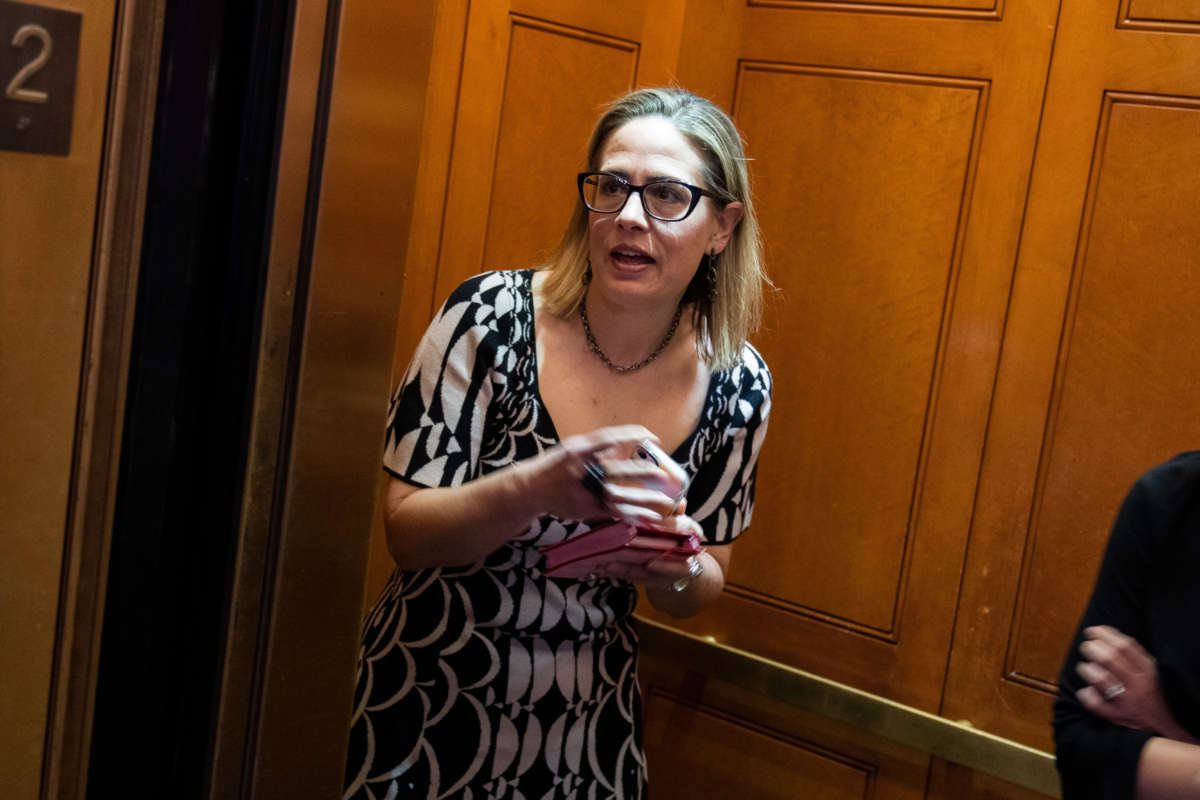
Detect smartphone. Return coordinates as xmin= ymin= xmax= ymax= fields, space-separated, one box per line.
xmin=633 ymin=439 xmax=689 ymax=513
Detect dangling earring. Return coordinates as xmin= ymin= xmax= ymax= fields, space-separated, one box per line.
xmin=706 ymin=252 xmax=718 ymax=304
xmin=583 ymin=257 xmax=592 ymax=286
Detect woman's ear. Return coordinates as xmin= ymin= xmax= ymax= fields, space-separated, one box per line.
xmin=708 ymin=201 xmax=744 ymax=254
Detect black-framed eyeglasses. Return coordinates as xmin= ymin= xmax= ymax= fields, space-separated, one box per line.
xmin=577 ymin=172 xmax=719 ymax=222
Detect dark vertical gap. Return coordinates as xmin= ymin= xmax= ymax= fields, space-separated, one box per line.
xmin=239 ymin=0 xmax=342 ymax=790
xmin=87 ymin=0 xmax=293 ymax=795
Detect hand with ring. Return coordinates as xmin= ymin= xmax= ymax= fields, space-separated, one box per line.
xmin=545 ymin=427 xmax=686 ymax=525
xmin=588 ymin=512 xmax=707 ymax=590
xmin=526 ymin=425 xmax=681 ymax=525
xmin=671 ymin=555 xmax=705 ymax=592
xmin=1074 ymin=625 xmax=1183 ymax=737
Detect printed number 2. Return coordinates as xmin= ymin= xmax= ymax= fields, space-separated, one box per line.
xmin=6 ymin=24 xmax=52 ymax=104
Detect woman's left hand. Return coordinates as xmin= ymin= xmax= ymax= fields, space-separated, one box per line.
xmin=583 ymin=508 xmax=730 ymax=618
xmin=1075 ymin=625 xmax=1184 ymax=737
xmin=588 ymin=513 xmax=707 ymax=590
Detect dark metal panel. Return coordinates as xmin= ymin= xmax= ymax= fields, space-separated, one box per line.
xmin=87 ymin=0 xmax=293 ymax=794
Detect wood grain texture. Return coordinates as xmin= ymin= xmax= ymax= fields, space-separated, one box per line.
xmin=481 ymin=17 xmax=637 ymax=273
xmin=749 ymin=0 xmax=999 ymax=18
xmin=1009 ymin=96 xmax=1200 ymax=686
xmin=639 ymin=647 xmax=932 ymax=799
xmin=925 ymin=757 xmax=1055 ymax=799
xmin=1123 ymin=0 xmax=1200 ymax=28
xmin=942 ymin=0 xmax=1200 ymax=749
xmin=733 ymin=63 xmax=983 ymax=635
xmin=431 ymin=2 xmax=645 ymax=309
xmin=645 ymin=689 xmax=873 ymax=799
xmin=641 ymin=0 xmax=1059 ymax=718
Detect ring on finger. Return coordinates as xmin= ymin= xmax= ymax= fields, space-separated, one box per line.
xmin=581 ymin=461 xmax=607 ymax=505
xmin=671 ymin=556 xmax=704 ymax=592
xmin=1104 ymin=682 xmax=1127 ymax=700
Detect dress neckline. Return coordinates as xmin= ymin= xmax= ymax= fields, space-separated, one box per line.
xmin=522 ymin=269 xmax=715 ymax=466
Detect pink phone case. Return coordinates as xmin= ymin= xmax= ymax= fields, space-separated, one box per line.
xmin=541 ymin=521 xmax=702 ymax=579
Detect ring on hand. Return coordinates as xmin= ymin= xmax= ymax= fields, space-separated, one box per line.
xmin=1104 ymin=682 xmax=1127 ymax=700
xmin=581 ymin=461 xmax=607 ymax=505
xmin=671 ymin=556 xmax=704 ymax=592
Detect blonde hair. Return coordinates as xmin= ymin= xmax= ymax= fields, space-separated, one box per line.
xmin=541 ymin=87 xmax=768 ymax=370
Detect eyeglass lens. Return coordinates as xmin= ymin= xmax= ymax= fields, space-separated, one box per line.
xmin=581 ymin=173 xmax=696 ymax=221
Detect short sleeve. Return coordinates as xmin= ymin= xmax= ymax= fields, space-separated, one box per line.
xmin=686 ymin=343 xmax=772 ymax=545
xmin=382 ymin=272 xmax=512 ymax=488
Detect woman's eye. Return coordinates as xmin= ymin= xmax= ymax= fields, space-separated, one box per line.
xmin=598 ymin=177 xmax=627 ymax=195
xmin=651 ymin=184 xmax=687 ymax=204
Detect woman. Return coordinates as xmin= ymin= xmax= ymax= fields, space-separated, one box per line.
xmin=343 ymin=87 xmax=772 ymax=799
xmin=1054 ymin=450 xmax=1200 ymax=799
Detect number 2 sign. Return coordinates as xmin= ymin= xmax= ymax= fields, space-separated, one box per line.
xmin=1 ymin=0 xmax=81 ymax=156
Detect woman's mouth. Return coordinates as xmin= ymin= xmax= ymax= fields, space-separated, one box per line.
xmin=610 ymin=246 xmax=655 ymax=267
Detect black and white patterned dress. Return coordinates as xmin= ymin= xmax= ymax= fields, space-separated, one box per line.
xmin=344 ymin=270 xmax=771 ymax=800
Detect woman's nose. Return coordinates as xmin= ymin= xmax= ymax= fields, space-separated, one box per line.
xmin=615 ymin=190 xmax=648 ymax=228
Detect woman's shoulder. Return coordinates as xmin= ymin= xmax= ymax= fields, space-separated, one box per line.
xmin=717 ymin=341 xmax=772 ymax=398
xmin=738 ymin=341 xmax=771 ymax=382
xmin=706 ymin=341 xmax=771 ymax=429
xmin=440 ymin=268 xmax=535 ymax=313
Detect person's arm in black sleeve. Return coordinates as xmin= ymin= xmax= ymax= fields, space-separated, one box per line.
xmin=1053 ymin=476 xmax=1158 ymax=799
xmin=1054 ymin=458 xmax=1200 ymax=799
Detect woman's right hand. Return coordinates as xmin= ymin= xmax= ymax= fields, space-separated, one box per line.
xmin=383 ymin=425 xmax=685 ymax=570
xmin=522 ymin=425 xmax=682 ymax=525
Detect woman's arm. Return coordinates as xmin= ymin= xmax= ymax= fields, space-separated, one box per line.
xmin=642 ymin=540 xmax=732 ymax=618
xmin=1136 ymin=738 xmax=1200 ymax=800
xmin=385 ymin=425 xmax=681 ymax=570
xmin=629 ymin=345 xmax=770 ymax=618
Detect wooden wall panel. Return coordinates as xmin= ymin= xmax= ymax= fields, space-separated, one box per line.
xmin=431 ymin=1 xmax=650 ymax=321
xmin=1009 ymin=96 xmax=1200 ymax=686
xmin=943 ymin=0 xmax=1200 ymax=750
xmin=639 ymin=0 xmax=1060 ymax=719
xmin=639 ymin=649 xmax=932 ymax=799
xmin=481 ymin=18 xmax=637 ymax=272
xmin=1122 ymin=0 xmax=1200 ymax=28
xmin=925 ymin=758 xmax=1053 ymax=800
xmin=752 ymin=0 xmax=998 ymax=15
xmin=644 ymin=690 xmax=872 ymax=799
xmin=733 ymin=64 xmax=983 ymax=633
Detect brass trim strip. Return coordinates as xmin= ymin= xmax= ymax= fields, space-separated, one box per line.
xmin=634 ymin=618 xmax=1060 ymax=797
